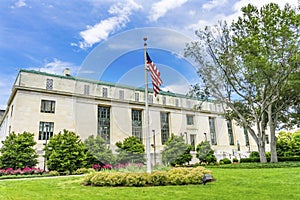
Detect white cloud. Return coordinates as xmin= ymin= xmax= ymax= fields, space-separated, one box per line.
xmin=148 ymin=0 xmax=189 ymax=22
xmin=12 ymin=0 xmax=27 ymax=8
xmin=202 ymin=0 xmax=228 ymax=11
xmin=187 ymin=0 xmax=299 ymax=31
xmin=29 ymin=58 xmax=79 ymax=75
xmin=77 ymin=0 xmax=142 ymax=49
xmin=161 ymin=83 xmax=190 ymax=95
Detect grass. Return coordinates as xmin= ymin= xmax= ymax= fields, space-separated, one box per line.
xmin=0 ymin=167 xmax=300 ymax=200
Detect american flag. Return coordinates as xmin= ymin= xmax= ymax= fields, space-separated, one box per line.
xmin=146 ymin=52 xmax=162 ymax=96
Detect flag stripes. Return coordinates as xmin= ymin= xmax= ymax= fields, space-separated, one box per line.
xmin=146 ymin=52 xmax=162 ymax=96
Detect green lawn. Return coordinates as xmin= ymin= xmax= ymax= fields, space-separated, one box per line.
xmin=0 ymin=167 xmax=299 ymax=200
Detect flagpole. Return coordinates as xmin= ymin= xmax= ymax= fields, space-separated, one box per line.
xmin=144 ymin=36 xmax=151 ymax=173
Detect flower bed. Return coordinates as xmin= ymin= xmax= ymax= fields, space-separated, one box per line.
xmin=0 ymin=167 xmax=44 ymax=176
xmin=82 ymin=166 xmax=212 ymax=187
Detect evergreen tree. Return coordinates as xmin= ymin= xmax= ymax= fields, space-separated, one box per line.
xmin=0 ymin=132 xmax=38 ymax=169
xmin=84 ymin=135 xmax=115 ymax=166
xmin=45 ymin=130 xmax=86 ymax=173
xmin=115 ymin=136 xmax=145 ymax=164
xmin=161 ymin=134 xmax=192 ymax=166
xmin=196 ymin=141 xmax=216 ymax=164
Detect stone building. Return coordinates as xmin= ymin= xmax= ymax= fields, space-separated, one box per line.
xmin=0 ymin=69 xmax=267 ymax=168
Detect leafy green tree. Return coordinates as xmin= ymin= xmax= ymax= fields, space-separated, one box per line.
xmin=277 ymin=130 xmax=300 ymax=157
xmin=84 ymin=135 xmax=115 ymax=166
xmin=0 ymin=132 xmax=38 ymax=169
xmin=185 ymin=3 xmax=299 ymax=163
xmin=115 ymin=136 xmax=145 ymax=164
xmin=196 ymin=141 xmax=216 ymax=164
xmin=45 ymin=130 xmax=86 ymax=173
xmin=161 ymin=134 xmax=192 ymax=166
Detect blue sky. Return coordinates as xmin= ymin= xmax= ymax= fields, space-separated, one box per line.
xmin=0 ymin=0 xmax=298 ymax=110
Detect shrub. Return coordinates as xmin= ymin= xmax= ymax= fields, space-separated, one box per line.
xmin=161 ymin=134 xmax=192 ymax=166
xmin=82 ymin=172 xmax=96 ymax=185
xmin=278 ymin=156 xmax=300 ymax=162
xmin=82 ymin=166 xmax=212 ymax=187
xmin=46 ymin=130 xmax=87 ymax=174
xmin=124 ymin=173 xmax=148 ymax=187
xmin=48 ymin=171 xmax=60 ymax=176
xmin=196 ymin=141 xmax=217 ymax=164
xmin=186 ymin=167 xmax=205 ymax=184
xmin=0 ymin=132 xmax=38 ymax=169
xmin=105 ymin=172 xmax=126 ymax=186
xmin=240 ymin=158 xmax=260 ymax=163
xmin=249 ymin=151 xmax=260 ymax=158
xmin=232 ymin=158 xmax=239 ymax=163
xmin=115 ymin=136 xmax=145 ymax=164
xmin=74 ymin=168 xmax=95 ymax=175
xmin=149 ymin=171 xmax=168 ymax=186
xmin=220 ymin=158 xmax=232 ymax=164
xmin=84 ymin=135 xmax=116 ymax=166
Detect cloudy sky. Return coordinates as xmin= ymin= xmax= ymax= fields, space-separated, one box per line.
xmin=0 ymin=0 xmax=298 ymax=109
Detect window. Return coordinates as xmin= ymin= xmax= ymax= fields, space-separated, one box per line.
xmin=175 ymin=99 xmax=179 ymax=107
xmin=186 ymin=115 xmax=194 ymax=125
xmin=84 ymin=85 xmax=90 ymax=95
xmin=265 ymin=135 xmax=269 ymax=144
xmin=243 ymin=127 xmax=250 ymax=146
xmin=38 ymin=122 xmax=54 ymax=140
xmin=102 ymin=88 xmax=108 ymax=98
xmin=162 ymin=96 xmax=166 ymax=105
xmin=10 ymin=105 xmax=13 ymax=117
xmin=41 ymin=100 xmax=55 ymax=113
xmin=132 ymin=110 xmax=142 ymax=141
xmin=98 ymin=106 xmax=110 ymax=144
xmin=160 ymin=112 xmax=170 ymax=144
xmin=190 ymin=134 xmax=196 ymax=151
xmin=119 ymin=90 xmax=124 ymax=100
xmin=227 ymin=120 xmax=234 ymax=145
xmin=209 ymin=117 xmax=217 ymax=145
xmin=148 ymin=94 xmax=153 ymax=103
xmin=46 ymin=79 xmax=53 ymax=90
xmin=135 ymin=92 xmax=139 ymax=102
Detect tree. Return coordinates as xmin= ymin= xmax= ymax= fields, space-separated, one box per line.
xmin=84 ymin=135 xmax=115 ymax=166
xmin=185 ymin=3 xmax=299 ymax=163
xmin=0 ymin=132 xmax=38 ymax=169
xmin=196 ymin=141 xmax=216 ymax=164
xmin=45 ymin=130 xmax=86 ymax=173
xmin=115 ymin=136 xmax=145 ymax=164
xmin=277 ymin=130 xmax=300 ymax=157
xmin=161 ymin=134 xmax=192 ymax=166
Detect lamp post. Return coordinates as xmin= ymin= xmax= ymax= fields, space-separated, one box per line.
xmin=43 ymin=124 xmax=49 ymax=172
xmin=151 ymin=130 xmax=156 ymax=166
xmin=204 ymin=132 xmax=207 ymax=141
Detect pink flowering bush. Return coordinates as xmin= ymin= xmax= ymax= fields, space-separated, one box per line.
xmin=92 ymin=162 xmax=144 ymax=172
xmin=92 ymin=163 xmax=112 ymax=171
xmin=0 ymin=167 xmax=44 ymax=176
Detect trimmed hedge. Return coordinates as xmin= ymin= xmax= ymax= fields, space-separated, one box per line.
xmin=240 ymin=156 xmax=300 ymax=163
xmin=82 ymin=166 xmax=212 ymax=187
xmin=220 ymin=158 xmax=232 ymax=164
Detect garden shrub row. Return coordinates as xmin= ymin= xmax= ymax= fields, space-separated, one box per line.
xmin=82 ymin=166 xmax=212 ymax=187
xmin=240 ymin=156 xmax=300 ymax=163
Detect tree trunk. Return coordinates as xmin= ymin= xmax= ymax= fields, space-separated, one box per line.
xmin=258 ymin=138 xmax=267 ymax=163
xmin=268 ymin=104 xmax=278 ymax=163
